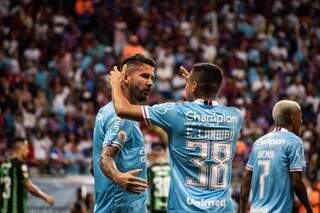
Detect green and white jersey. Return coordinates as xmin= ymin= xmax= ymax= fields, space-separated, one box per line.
xmin=148 ymin=162 xmax=170 ymax=213
xmin=0 ymin=158 xmax=29 ymax=213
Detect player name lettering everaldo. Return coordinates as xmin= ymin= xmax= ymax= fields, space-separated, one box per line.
xmin=257 ymin=150 xmax=275 ymax=159
xmin=186 ymin=111 xmax=238 ymax=123
xmin=187 ymin=197 xmax=226 ymax=208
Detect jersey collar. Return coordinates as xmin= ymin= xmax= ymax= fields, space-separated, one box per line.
xmin=194 ymin=99 xmax=219 ymax=106
xmin=273 ymin=126 xmax=289 ymax=132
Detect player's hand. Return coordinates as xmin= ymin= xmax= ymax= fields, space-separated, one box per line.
xmin=180 ymin=66 xmax=189 ymax=80
xmin=114 ymin=169 xmax=148 ymax=194
xmin=109 ymin=66 xmax=121 ymax=88
xmin=109 ymin=65 xmax=126 ymax=88
xmin=44 ymin=195 xmax=55 ymax=206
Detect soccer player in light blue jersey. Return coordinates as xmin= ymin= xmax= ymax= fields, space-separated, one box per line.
xmin=240 ymin=100 xmax=313 ymax=213
xmin=93 ymin=54 xmax=156 ymax=213
xmin=109 ymin=63 xmax=244 ymax=212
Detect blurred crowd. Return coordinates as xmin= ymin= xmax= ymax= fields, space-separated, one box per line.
xmin=0 ymin=0 xmax=320 ymax=211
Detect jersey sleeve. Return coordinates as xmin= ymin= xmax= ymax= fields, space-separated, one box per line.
xmin=18 ymin=162 xmax=30 ymax=182
xmin=141 ymin=102 xmax=179 ymax=132
xmin=231 ymin=106 xmax=244 ymax=132
xmin=287 ymin=139 xmax=307 ymax=172
xmin=102 ymin=117 xmax=132 ymax=148
xmin=245 ymin=149 xmax=254 ymax=171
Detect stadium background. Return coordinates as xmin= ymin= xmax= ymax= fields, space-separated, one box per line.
xmin=0 ymin=0 xmax=319 ymax=212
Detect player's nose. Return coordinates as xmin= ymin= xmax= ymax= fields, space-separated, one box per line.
xmin=146 ymin=78 xmax=153 ymax=87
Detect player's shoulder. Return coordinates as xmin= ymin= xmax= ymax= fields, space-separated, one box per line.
xmin=282 ymin=132 xmax=303 ymax=145
xmin=98 ymin=102 xmax=115 ymax=118
xmin=149 ymin=102 xmax=179 ymax=114
xmin=219 ymin=105 xmax=243 ymax=123
xmin=252 ymin=132 xmax=277 ymax=149
xmin=11 ymin=158 xmax=25 ymax=167
xmin=252 ymin=134 xmax=266 ymax=148
xmin=96 ymin=102 xmax=133 ymax=126
xmin=257 ymin=130 xmax=302 ymax=147
xmin=225 ymin=105 xmax=242 ymax=116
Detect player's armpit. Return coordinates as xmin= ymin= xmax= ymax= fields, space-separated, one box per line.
xmin=240 ymin=169 xmax=252 ymax=213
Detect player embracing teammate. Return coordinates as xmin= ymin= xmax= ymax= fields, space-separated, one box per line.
xmin=93 ymin=54 xmax=313 ymax=212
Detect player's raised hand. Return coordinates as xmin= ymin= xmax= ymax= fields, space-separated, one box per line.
xmin=180 ymin=66 xmax=189 ymax=80
xmin=120 ymin=64 xmax=127 ymax=83
xmin=114 ymin=169 xmax=148 ymax=194
xmin=109 ymin=66 xmax=122 ymax=88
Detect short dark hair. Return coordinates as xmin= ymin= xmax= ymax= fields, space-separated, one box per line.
xmin=190 ymin=63 xmax=223 ymax=97
xmin=8 ymin=137 xmax=27 ymax=150
xmin=121 ymin=54 xmax=156 ymax=70
xmin=151 ymin=142 xmax=167 ymax=151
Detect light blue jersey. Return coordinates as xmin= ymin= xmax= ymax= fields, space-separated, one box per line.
xmin=142 ymin=100 xmax=243 ymax=212
xmin=93 ymin=102 xmax=147 ymax=213
xmin=246 ymin=127 xmax=307 ymax=213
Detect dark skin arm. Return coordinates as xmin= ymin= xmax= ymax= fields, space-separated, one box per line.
xmin=291 ymin=172 xmax=313 ymax=213
xmin=25 ymin=179 xmax=55 ymax=206
xmin=239 ymin=169 xmax=252 ymax=213
xmin=99 ymin=145 xmax=148 ymax=194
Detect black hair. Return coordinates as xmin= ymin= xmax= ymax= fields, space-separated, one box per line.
xmin=151 ymin=142 xmax=166 ymax=151
xmin=121 ymin=54 xmax=156 ymax=70
xmin=8 ymin=137 xmax=27 ymax=150
xmin=190 ymin=63 xmax=223 ymax=97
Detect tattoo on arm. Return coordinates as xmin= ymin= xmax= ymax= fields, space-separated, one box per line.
xmin=99 ymin=145 xmax=120 ymax=181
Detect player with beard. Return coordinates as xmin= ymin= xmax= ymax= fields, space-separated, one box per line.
xmin=109 ymin=63 xmax=243 ymax=212
xmin=92 ymin=54 xmax=156 ymax=213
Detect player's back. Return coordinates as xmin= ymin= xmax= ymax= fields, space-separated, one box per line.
xmin=169 ymin=101 xmax=242 ymax=212
xmin=246 ymin=128 xmax=306 ymax=213
xmin=147 ymin=100 xmax=243 ymax=212
xmin=0 ymin=158 xmax=28 ymax=213
xmin=92 ymin=102 xmax=147 ymax=213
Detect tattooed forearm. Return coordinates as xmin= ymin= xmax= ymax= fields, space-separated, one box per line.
xmin=99 ymin=145 xmax=120 ymax=180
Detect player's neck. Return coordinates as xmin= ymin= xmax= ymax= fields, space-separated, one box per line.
xmin=154 ymin=157 xmax=166 ymax=163
xmin=275 ymin=125 xmax=292 ymax=132
xmin=195 ymin=96 xmax=216 ymax=102
xmin=10 ymin=152 xmax=24 ymax=161
xmin=121 ymin=85 xmax=137 ymax=104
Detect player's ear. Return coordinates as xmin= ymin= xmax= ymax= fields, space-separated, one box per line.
xmin=122 ymin=67 xmax=130 ymax=86
xmin=191 ymin=81 xmax=198 ymax=94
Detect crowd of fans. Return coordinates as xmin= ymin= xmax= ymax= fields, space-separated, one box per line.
xmin=0 ymin=0 xmax=319 ymax=210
